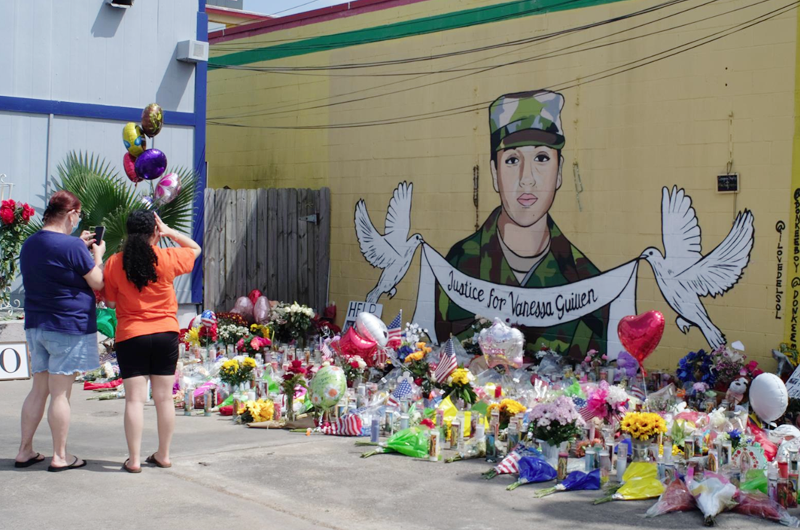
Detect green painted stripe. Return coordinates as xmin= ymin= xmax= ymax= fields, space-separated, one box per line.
xmin=210 ymin=0 xmax=629 ymax=67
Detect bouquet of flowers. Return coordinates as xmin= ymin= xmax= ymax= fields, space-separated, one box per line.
xmin=236 ymin=334 xmax=271 ymax=356
xmin=238 ymin=399 xmax=275 ymax=423
xmin=676 ymin=349 xmax=716 ymax=388
xmin=219 ymin=357 xmax=257 ymax=387
xmin=528 ymin=396 xmax=585 ymax=446
xmin=710 ymin=345 xmax=762 ymax=390
xmin=582 ymin=349 xmax=609 ymax=374
xmin=218 ymin=322 xmax=250 ymax=346
xmin=342 ymin=355 xmax=367 ymax=386
xmin=183 ymin=325 xmax=218 ymax=349
xmin=441 ymin=368 xmax=477 ymax=405
xmin=217 ymin=312 xmax=249 ymax=327
xmin=281 ymin=360 xmax=308 ymax=419
xmin=394 ymin=323 xmax=428 ymax=363
xmin=488 ymin=398 xmax=527 ymax=429
xmin=583 ymin=381 xmax=630 ymax=424
xmin=620 ymin=411 xmax=667 ymax=441
xmin=270 ymin=302 xmax=316 ymax=343
xmin=0 ymin=199 xmax=34 ymax=305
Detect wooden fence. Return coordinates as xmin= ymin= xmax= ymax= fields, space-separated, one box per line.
xmin=203 ymin=187 xmax=331 ymax=313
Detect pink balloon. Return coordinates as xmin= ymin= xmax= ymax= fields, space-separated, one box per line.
xmin=254 ymin=296 xmax=271 ymax=324
xmin=231 ymin=296 xmax=255 ymax=324
xmin=123 ymin=153 xmax=141 ymax=184
xmin=337 ymin=327 xmax=377 ymax=366
xmin=617 ymin=310 xmax=665 ymax=373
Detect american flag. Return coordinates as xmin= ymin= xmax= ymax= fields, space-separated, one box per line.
xmin=579 ymin=406 xmax=598 ymax=424
xmin=387 ymin=310 xmax=402 ymax=348
xmin=628 ymin=383 xmax=646 ymax=401
xmin=493 ymin=444 xmax=542 ymax=475
xmin=321 ymin=414 xmax=363 ymax=436
xmin=433 ymin=338 xmax=458 ymax=384
xmin=387 ymin=378 xmax=413 ymax=408
xmin=372 ymin=347 xmax=388 ymax=367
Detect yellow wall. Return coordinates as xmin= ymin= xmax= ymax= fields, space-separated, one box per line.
xmin=207 ymin=0 xmax=798 ymax=370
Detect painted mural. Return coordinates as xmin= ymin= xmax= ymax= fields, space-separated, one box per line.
xmin=355 ymin=90 xmax=755 ymax=360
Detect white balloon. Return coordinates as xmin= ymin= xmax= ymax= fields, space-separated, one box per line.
xmin=749 ymin=373 xmax=788 ymax=423
xmin=355 ymin=312 xmax=388 ymax=347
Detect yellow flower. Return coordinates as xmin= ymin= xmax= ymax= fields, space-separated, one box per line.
xmin=404 ymin=351 xmax=425 ymax=363
xmin=450 ymin=368 xmax=471 ymax=386
xmin=242 ymin=357 xmax=257 ymax=369
xmin=186 ymin=328 xmax=201 ymax=348
xmin=500 ymin=399 xmax=526 ymax=416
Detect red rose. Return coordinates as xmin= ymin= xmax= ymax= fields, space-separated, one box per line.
xmin=420 ymin=418 xmax=434 ymax=429
xmin=0 ymin=207 xmax=14 ymax=225
xmin=414 ymin=378 xmax=423 ymax=386
xmin=21 ymin=204 xmax=34 ymax=223
xmin=2 ymin=199 xmax=15 ymax=210
xmin=350 ymin=361 xmax=359 ymax=369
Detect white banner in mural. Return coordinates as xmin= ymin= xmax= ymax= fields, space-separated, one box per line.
xmin=412 ymin=246 xmax=639 ymax=351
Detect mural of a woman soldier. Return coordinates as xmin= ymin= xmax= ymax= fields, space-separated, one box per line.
xmin=434 ymin=90 xmax=608 ymax=361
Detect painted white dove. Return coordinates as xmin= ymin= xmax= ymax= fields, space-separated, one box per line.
xmin=355 ymin=181 xmax=423 ymax=303
xmin=640 ymin=186 xmax=754 ymax=349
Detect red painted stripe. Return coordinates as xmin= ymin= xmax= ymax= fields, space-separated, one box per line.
xmin=209 ymin=0 xmax=433 ymax=44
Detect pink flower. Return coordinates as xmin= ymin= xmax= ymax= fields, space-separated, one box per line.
xmin=601 ymin=354 xmax=608 ymax=360
xmin=584 ymin=356 xmax=591 ymax=363
xmin=236 ymin=338 xmax=245 ymax=351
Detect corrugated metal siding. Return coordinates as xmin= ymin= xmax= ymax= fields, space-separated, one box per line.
xmin=0 ymin=0 xmax=197 ymax=112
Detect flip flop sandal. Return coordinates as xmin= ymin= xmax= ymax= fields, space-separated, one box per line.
xmin=47 ymin=456 xmax=87 ymax=472
xmin=145 ymin=453 xmax=171 ymax=468
xmin=14 ymin=453 xmax=45 ymax=468
xmin=122 ymin=459 xmax=141 ymax=473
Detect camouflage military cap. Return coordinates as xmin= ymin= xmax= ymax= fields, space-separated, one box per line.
xmin=489 ymin=90 xmax=565 ymax=152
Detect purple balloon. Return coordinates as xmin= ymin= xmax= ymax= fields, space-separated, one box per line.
xmin=134 ymin=149 xmax=167 ymax=181
xmin=231 ymin=296 xmax=255 ymax=324
xmin=254 ymin=295 xmax=271 ymax=324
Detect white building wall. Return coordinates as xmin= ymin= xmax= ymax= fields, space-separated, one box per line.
xmin=0 ymin=0 xmax=202 ymax=305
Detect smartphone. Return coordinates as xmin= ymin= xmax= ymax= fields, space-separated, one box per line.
xmin=94 ymin=226 xmax=106 ymax=243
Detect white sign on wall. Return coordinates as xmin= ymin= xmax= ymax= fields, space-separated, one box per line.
xmin=343 ymin=302 xmax=383 ymax=331
xmin=0 ymin=342 xmax=30 ymax=381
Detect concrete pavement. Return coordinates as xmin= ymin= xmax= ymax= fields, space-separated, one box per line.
xmin=0 ymin=379 xmax=778 ymax=529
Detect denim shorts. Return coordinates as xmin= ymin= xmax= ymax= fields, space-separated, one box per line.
xmin=26 ymin=328 xmax=100 ymax=376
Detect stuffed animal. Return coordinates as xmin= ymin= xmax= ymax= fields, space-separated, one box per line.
xmin=726 ymin=376 xmax=750 ymax=408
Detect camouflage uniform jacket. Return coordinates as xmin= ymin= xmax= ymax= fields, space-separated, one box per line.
xmin=434 ymin=207 xmax=608 ymax=362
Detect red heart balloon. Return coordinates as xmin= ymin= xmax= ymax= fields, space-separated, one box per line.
xmin=617 ymin=311 xmax=665 ymax=370
xmin=247 ymin=289 xmax=262 ymax=307
xmin=337 ymin=327 xmax=378 ymax=366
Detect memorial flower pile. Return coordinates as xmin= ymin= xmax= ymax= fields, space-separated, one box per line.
xmin=620 ymin=411 xmax=667 ymax=441
xmin=219 ymin=357 xmax=257 ymax=386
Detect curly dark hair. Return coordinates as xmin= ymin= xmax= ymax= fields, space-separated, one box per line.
xmin=122 ymin=210 xmax=158 ymax=291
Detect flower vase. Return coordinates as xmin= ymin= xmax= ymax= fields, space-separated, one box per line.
xmin=540 ymin=441 xmax=560 ymax=469
xmin=285 ymin=394 xmax=295 ymax=422
xmin=632 ymin=440 xmax=651 ymax=462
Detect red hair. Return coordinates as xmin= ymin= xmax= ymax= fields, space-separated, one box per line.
xmin=43 ymin=190 xmax=81 ymax=223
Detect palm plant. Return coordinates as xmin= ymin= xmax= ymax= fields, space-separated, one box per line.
xmin=28 ymin=151 xmax=198 ymax=258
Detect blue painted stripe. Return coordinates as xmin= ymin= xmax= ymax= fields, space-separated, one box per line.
xmin=191 ymin=0 xmax=209 ymax=305
xmin=0 ymin=96 xmax=196 ymax=127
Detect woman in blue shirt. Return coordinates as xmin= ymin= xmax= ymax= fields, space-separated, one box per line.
xmin=15 ymin=191 xmax=105 ymax=472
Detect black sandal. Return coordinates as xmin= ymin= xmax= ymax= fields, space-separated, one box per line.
xmin=15 ymin=453 xmax=45 ymax=468
xmin=121 ymin=459 xmax=141 ymax=473
xmin=145 ymin=453 xmax=171 ymax=468
xmin=47 ymin=456 xmax=87 ymax=472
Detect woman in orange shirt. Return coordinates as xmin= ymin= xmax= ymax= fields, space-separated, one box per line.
xmin=103 ymin=211 xmax=201 ymax=473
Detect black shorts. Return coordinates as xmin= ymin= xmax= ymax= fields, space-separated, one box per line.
xmin=116 ymin=332 xmax=179 ymax=379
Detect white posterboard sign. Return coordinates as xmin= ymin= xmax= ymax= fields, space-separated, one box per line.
xmin=343 ymin=302 xmax=383 ymax=332
xmin=0 ymin=342 xmax=30 ymax=381
xmin=785 ymin=364 xmax=800 ymax=399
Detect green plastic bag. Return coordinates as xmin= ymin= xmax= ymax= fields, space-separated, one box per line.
xmin=361 ymin=427 xmax=429 ymax=458
xmin=563 ymin=380 xmax=585 ymax=399
xmin=96 ymin=307 xmax=117 ymax=339
xmin=740 ymin=469 xmax=767 ymax=494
